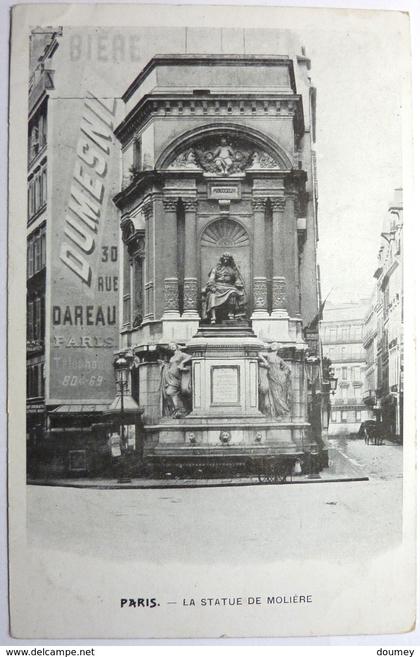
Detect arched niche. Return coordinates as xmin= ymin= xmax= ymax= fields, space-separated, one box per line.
xmin=200 ymin=218 xmax=251 ymax=316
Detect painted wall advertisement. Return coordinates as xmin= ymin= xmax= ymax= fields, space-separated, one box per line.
xmin=47 ymin=59 xmax=123 ymax=403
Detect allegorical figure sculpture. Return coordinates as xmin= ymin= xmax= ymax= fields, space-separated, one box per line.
xmin=204 ymin=252 xmax=246 ymax=324
xmin=160 ymin=343 xmax=192 ymax=418
xmin=213 ymin=137 xmax=235 ymax=174
xmin=258 ymin=343 xmax=292 ymax=418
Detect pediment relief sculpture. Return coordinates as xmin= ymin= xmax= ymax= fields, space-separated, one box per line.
xmin=167 ymin=136 xmax=281 ymax=175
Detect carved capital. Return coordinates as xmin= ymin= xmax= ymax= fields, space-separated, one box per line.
xmin=252 ymin=197 xmax=267 ymax=212
xmin=183 ymin=277 xmax=198 ymax=311
xmin=163 ymin=197 xmax=178 ymax=212
xmin=142 ymin=201 xmax=153 ymax=219
xmin=164 ymin=278 xmax=179 ymax=311
xmin=182 ymin=198 xmax=198 ymax=212
xmin=271 ymin=197 xmax=286 ymax=213
xmin=272 ymin=276 xmax=287 ymax=310
xmin=253 ymin=277 xmax=268 ymax=309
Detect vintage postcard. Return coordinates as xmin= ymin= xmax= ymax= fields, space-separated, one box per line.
xmin=7 ymin=2 xmax=416 ymax=639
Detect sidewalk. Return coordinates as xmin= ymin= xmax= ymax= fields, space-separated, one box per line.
xmin=27 ymin=469 xmax=368 ymax=490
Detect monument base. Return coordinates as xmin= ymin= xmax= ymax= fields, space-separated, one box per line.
xmin=138 ymin=323 xmax=323 ymax=477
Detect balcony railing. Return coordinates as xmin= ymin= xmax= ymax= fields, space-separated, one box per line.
xmin=362 ymin=389 xmax=376 ymax=405
xmin=327 ymin=355 xmax=366 ymax=363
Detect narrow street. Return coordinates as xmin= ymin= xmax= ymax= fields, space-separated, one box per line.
xmin=327 ymin=436 xmax=403 ymax=481
xmin=27 ymin=437 xmax=403 ymax=566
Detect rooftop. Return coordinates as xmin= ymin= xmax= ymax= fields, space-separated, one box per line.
xmin=122 ymin=53 xmax=296 ymax=102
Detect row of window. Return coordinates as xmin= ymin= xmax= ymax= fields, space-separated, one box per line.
xmin=331 ymin=410 xmax=362 ymax=423
xmin=28 ymin=108 xmax=47 ymax=164
xmin=321 ymin=324 xmax=363 ymax=343
xmin=28 ymin=165 xmax=47 ymax=219
xmin=324 ymin=344 xmax=365 ymax=361
xmin=334 ymin=387 xmax=363 ymax=402
xmin=27 ymin=362 xmax=45 ymax=399
xmin=335 ymin=365 xmax=362 ymax=382
xmin=27 ymin=227 xmax=46 ymax=278
xmin=27 ymin=294 xmax=45 ymax=343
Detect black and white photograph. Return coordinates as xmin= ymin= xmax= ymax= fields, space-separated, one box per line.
xmin=6 ymin=2 xmax=416 ymax=641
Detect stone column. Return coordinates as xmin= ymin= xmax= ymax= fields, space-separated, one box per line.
xmin=142 ymin=201 xmax=154 ymax=320
xmin=182 ymin=198 xmax=200 ymax=318
xmin=284 ymin=193 xmax=298 ymax=317
xmin=271 ymin=196 xmax=287 ymax=317
xmin=162 ymin=196 xmax=180 ymax=318
xmin=251 ymin=197 xmax=268 ymax=317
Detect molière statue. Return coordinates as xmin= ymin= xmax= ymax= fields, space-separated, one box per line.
xmin=203 ymin=252 xmax=246 ymax=324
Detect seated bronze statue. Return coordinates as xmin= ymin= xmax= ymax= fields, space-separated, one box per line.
xmin=203 ymin=252 xmax=246 ymax=324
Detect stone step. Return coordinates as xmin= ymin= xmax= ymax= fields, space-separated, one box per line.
xmin=194 ymin=324 xmax=256 ymax=339
xmin=148 ymin=445 xmax=303 ymax=458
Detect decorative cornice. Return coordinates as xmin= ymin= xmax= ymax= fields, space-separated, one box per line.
xmin=115 ymin=95 xmax=304 ymax=146
xmin=113 ymin=171 xmax=161 ymax=210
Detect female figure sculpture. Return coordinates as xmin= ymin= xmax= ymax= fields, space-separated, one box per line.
xmin=258 ymin=343 xmax=292 ymax=418
xmin=204 ymin=252 xmax=245 ymax=324
xmin=160 ymin=343 xmax=192 ymax=418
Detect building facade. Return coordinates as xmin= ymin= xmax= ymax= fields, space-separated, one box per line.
xmin=363 ymin=189 xmax=403 ymax=442
xmin=112 ymin=51 xmax=327 ymax=475
xmin=26 ymin=27 xmax=122 ymax=477
xmin=27 ymin=28 xmax=61 ymax=447
xmin=320 ymin=301 xmax=373 ymax=436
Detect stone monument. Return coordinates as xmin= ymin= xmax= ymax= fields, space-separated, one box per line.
xmin=113 ymin=53 xmax=326 ymax=475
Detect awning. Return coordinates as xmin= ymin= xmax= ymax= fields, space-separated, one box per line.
xmin=49 ymin=403 xmax=111 ymax=415
xmin=105 ymin=394 xmax=143 ymax=415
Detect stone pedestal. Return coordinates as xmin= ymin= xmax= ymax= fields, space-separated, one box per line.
xmin=142 ymin=325 xmax=312 ymax=461
xmin=188 ymin=327 xmax=263 ymax=418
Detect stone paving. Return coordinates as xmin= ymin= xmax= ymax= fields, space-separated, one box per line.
xmin=328 ymin=436 xmax=403 ymax=481
xmin=26 ymin=436 xmax=403 ymax=564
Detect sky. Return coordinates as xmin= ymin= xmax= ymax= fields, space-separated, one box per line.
xmin=300 ymin=23 xmax=406 ymax=303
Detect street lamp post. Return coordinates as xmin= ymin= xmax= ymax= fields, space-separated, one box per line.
xmin=329 ymin=375 xmax=338 ymax=396
xmin=114 ymin=354 xmax=131 ymax=484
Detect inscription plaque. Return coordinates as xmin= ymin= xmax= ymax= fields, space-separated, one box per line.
xmin=208 ymin=184 xmax=241 ymax=200
xmin=211 ymin=366 xmax=240 ymax=405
